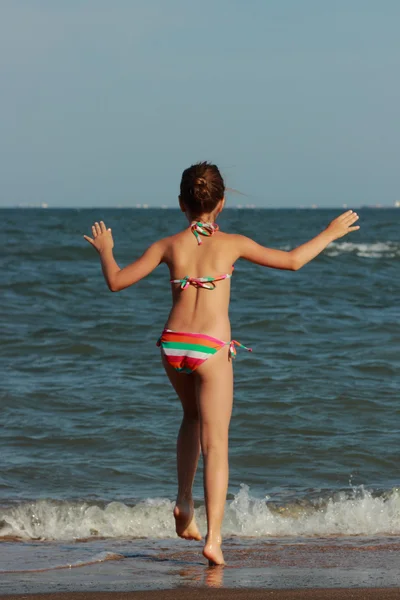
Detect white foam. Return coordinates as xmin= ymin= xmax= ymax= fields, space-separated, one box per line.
xmin=1 ymin=485 xmax=400 ymax=541
xmin=0 ymin=497 xmax=176 ymax=540
xmin=325 ymin=241 xmax=398 ymax=258
xmin=224 ymin=484 xmax=400 ymax=537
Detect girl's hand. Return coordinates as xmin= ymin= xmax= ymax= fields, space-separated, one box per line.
xmin=325 ymin=210 xmax=360 ymax=240
xmin=84 ymin=221 xmax=114 ymax=253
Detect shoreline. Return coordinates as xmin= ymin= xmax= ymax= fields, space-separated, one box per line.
xmin=2 ymin=589 xmax=400 ymax=600
xmin=2 ymin=536 xmax=400 ymax=596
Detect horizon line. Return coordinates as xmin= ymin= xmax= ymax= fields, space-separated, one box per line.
xmin=1 ymin=204 xmax=399 ymax=210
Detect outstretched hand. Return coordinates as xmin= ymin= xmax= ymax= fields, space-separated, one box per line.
xmin=325 ymin=210 xmax=360 ymax=240
xmin=84 ymin=221 xmax=114 ymax=253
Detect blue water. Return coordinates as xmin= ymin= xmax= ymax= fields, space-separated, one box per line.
xmin=1 ymin=208 xmax=399 ymax=546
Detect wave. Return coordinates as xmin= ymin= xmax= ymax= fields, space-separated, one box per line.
xmin=1 ymin=485 xmax=400 ymax=542
xmin=0 ymin=552 xmax=123 ymax=574
xmin=325 ymin=241 xmax=399 ymax=258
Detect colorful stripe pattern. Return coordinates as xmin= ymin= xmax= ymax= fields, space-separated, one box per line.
xmin=157 ymin=329 xmax=252 ymax=374
xmin=190 ymin=221 xmax=219 ymax=245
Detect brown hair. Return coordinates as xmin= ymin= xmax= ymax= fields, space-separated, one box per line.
xmin=179 ymin=162 xmax=225 ymax=216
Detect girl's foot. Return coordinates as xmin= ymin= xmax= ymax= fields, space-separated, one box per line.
xmin=203 ymin=537 xmax=225 ymax=565
xmin=173 ymin=501 xmax=202 ymax=541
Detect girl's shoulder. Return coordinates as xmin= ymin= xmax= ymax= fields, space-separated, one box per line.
xmin=159 ymin=228 xmax=246 ymax=249
xmin=155 ymin=229 xmax=191 ymax=254
xmin=216 ymin=231 xmax=249 ymax=246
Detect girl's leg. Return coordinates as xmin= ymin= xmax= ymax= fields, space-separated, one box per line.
xmin=195 ymin=345 xmax=233 ymax=565
xmin=162 ymin=355 xmax=202 ymax=541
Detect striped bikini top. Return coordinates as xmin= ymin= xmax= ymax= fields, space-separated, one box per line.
xmin=170 ymin=221 xmax=233 ymax=291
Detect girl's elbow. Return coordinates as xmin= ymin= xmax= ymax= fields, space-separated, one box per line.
xmin=108 ymin=281 xmax=120 ymax=292
xmin=109 ymin=278 xmax=133 ymax=292
xmin=288 ymin=254 xmax=302 ymax=271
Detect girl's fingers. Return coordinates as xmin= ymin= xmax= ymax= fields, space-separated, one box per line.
xmin=95 ymin=222 xmax=102 ymax=235
xmin=344 ymin=217 xmax=358 ymax=226
xmin=343 ymin=217 xmax=359 ymax=231
xmin=344 ymin=214 xmax=359 ymax=225
xmin=100 ymin=221 xmax=107 ymax=233
xmin=328 ymin=211 xmax=359 ymax=236
xmin=92 ymin=225 xmax=97 ymax=237
xmin=338 ymin=210 xmax=354 ymax=221
xmin=342 ymin=210 xmax=358 ymax=222
xmin=83 ymin=235 xmax=95 ymax=245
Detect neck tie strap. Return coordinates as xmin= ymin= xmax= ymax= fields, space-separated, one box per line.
xmin=191 ymin=221 xmax=220 ymax=245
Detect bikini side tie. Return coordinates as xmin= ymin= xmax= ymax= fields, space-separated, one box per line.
xmin=191 ymin=221 xmax=220 ymax=245
xmin=229 ymin=340 xmax=252 ymax=358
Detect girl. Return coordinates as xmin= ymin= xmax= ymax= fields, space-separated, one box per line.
xmin=84 ymin=162 xmax=360 ymax=566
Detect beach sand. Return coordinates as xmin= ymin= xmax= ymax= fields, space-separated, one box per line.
xmin=2 ymin=589 xmax=400 ymax=600
xmin=2 ymin=537 xmax=400 ymax=597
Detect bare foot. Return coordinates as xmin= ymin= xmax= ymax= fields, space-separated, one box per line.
xmin=174 ymin=501 xmax=202 ymax=541
xmin=203 ymin=538 xmax=225 ymax=566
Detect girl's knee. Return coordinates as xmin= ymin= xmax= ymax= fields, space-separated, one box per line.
xmin=201 ymin=434 xmax=229 ymax=456
xmin=183 ymin=410 xmax=200 ymax=423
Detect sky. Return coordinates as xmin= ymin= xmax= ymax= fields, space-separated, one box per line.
xmin=1 ymin=0 xmax=399 ymax=208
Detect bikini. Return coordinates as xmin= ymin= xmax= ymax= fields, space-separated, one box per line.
xmin=157 ymin=221 xmax=252 ymax=374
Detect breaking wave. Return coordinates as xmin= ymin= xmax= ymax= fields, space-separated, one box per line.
xmin=1 ymin=485 xmax=400 ymax=542
xmin=325 ymin=241 xmax=399 ymax=258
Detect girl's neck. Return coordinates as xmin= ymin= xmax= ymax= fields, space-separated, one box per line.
xmin=187 ymin=212 xmax=218 ymax=224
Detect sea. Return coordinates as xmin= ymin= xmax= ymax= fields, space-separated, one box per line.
xmin=1 ymin=207 xmax=399 ymax=594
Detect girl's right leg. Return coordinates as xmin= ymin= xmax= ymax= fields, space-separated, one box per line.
xmin=195 ymin=345 xmax=233 ymax=565
xmin=162 ymin=355 xmax=202 ymax=541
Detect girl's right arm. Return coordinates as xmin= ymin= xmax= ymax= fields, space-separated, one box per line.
xmin=84 ymin=220 xmax=166 ymax=291
xmin=236 ymin=210 xmax=360 ymax=270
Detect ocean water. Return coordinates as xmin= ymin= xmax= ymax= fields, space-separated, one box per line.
xmin=1 ymin=207 xmax=399 ymax=592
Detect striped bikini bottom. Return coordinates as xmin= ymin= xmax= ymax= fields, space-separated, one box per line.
xmin=157 ymin=329 xmax=251 ymax=374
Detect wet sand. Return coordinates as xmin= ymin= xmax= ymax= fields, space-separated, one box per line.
xmin=2 ymin=589 xmax=400 ymax=600
xmin=2 ymin=537 xmax=400 ymax=596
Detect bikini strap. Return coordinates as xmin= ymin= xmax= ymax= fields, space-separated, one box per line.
xmin=171 ymin=272 xmax=232 ymax=290
xmin=191 ymin=221 xmax=219 ymax=245
xmin=229 ymin=340 xmax=252 ymax=359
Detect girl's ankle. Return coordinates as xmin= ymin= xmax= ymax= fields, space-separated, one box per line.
xmin=205 ymin=533 xmax=222 ymax=545
xmin=176 ymin=495 xmax=193 ymax=505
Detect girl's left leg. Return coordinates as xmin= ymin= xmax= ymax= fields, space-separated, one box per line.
xmin=162 ymin=355 xmax=202 ymax=541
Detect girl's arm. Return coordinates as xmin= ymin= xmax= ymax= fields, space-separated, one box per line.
xmin=84 ymin=221 xmax=165 ymax=292
xmin=236 ymin=210 xmax=360 ymax=271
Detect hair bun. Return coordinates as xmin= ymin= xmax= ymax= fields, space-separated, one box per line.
xmin=179 ymin=162 xmax=225 ymax=214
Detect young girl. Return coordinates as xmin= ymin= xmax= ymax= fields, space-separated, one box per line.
xmin=84 ymin=162 xmax=360 ymax=566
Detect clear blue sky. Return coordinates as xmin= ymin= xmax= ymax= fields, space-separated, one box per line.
xmin=1 ymin=1 xmax=399 ymax=207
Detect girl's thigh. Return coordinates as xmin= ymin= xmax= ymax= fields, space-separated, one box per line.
xmin=161 ymin=353 xmax=198 ymax=419
xmin=194 ymin=345 xmax=234 ymax=434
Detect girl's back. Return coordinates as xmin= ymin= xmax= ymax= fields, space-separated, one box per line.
xmin=165 ymin=228 xmax=236 ymax=338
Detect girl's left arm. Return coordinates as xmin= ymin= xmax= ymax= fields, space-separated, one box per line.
xmin=84 ymin=221 xmax=166 ymax=292
xmin=234 ymin=210 xmax=360 ymax=270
